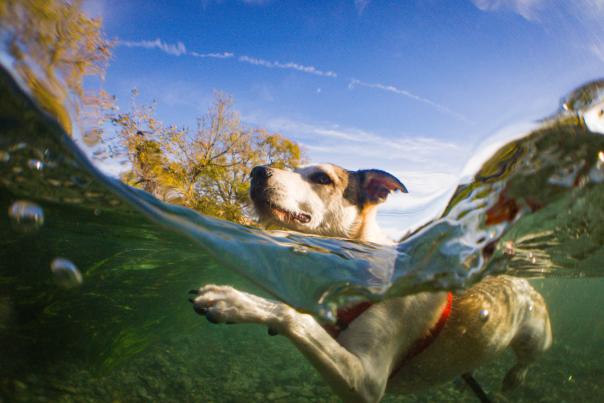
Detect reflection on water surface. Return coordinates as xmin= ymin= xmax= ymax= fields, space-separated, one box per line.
xmin=1 ymin=9 xmax=604 ymax=401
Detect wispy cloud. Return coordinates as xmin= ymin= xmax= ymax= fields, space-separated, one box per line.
xmin=118 ymin=38 xmax=187 ymax=56
xmin=190 ymin=51 xmax=234 ymax=59
xmin=117 ymin=37 xmax=471 ymax=123
xmin=116 ymin=38 xmax=337 ymax=78
xmin=471 ymin=0 xmax=544 ymax=21
xmin=239 ymin=55 xmax=338 ymax=77
xmin=355 ymin=0 xmax=371 ymax=15
xmin=471 ymin=1 xmax=604 ymax=66
xmin=349 ymin=79 xmax=472 ymax=124
xmin=590 ymin=43 xmax=604 ymax=63
xmin=258 ymin=116 xmax=467 ymax=171
xmin=471 ymin=0 xmax=604 ymax=22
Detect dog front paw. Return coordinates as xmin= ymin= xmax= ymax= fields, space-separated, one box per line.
xmin=188 ymin=284 xmax=273 ymax=326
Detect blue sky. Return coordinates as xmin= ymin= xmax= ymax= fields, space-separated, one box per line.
xmin=83 ymin=0 xmax=604 ymax=237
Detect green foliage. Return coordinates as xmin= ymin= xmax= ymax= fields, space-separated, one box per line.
xmin=110 ymin=91 xmax=305 ymax=223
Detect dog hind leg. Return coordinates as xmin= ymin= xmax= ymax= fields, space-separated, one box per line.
xmin=502 ymin=298 xmax=552 ymax=392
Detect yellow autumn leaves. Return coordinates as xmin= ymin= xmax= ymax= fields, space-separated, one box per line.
xmin=112 ymin=92 xmax=303 ymax=223
xmin=1 ymin=0 xmax=303 ymax=223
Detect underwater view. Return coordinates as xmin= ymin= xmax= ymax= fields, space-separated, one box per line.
xmin=1 ymin=1 xmax=604 ymax=402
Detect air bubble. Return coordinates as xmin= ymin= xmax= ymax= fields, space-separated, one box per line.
xmin=318 ymin=305 xmax=337 ymax=324
xmin=50 ymin=258 xmax=82 ymax=288
xmin=584 ymin=101 xmax=604 ymax=134
xmin=27 ymin=159 xmax=45 ymax=171
xmin=8 ymin=201 xmax=44 ymax=233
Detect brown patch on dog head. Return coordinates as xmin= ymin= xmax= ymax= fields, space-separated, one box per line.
xmin=304 ymin=164 xmax=350 ymax=190
xmin=343 ymin=169 xmax=407 ymax=241
xmin=308 ymin=164 xmax=358 ymax=204
xmin=355 ymin=169 xmax=408 ymax=207
xmin=351 ymin=195 xmax=393 ymax=243
xmin=358 ymin=202 xmax=378 ymax=226
xmin=328 ymin=164 xmax=353 ymax=192
xmin=331 ymin=165 xmax=350 ymax=183
xmin=342 ymin=170 xmax=362 ymax=207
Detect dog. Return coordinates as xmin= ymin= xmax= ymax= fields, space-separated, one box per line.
xmin=190 ymin=163 xmax=552 ymax=402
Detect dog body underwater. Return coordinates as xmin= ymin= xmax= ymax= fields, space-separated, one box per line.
xmin=190 ymin=163 xmax=552 ymax=403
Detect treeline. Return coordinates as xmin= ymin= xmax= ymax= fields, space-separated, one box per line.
xmin=1 ymin=0 xmax=303 ymax=223
xmin=108 ymin=92 xmax=302 ymax=223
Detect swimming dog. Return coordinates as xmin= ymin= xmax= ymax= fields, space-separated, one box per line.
xmin=190 ymin=164 xmax=552 ymax=402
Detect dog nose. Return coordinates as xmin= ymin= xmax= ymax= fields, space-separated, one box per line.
xmin=251 ymin=166 xmax=272 ymax=181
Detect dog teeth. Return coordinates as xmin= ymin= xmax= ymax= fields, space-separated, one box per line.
xmin=274 ymin=209 xmax=287 ymax=221
xmin=270 ymin=204 xmax=311 ymax=224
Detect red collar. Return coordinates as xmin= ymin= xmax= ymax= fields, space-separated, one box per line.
xmin=323 ymin=300 xmax=374 ymax=338
xmin=390 ymin=291 xmax=453 ymax=378
xmin=322 ymin=292 xmax=454 ymax=373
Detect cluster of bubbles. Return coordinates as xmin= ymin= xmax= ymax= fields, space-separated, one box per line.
xmin=2 ymin=132 xmax=97 ymax=290
xmin=7 ymin=199 xmax=82 ymax=288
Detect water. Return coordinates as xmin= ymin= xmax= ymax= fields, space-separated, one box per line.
xmin=1 ymin=56 xmax=604 ymax=401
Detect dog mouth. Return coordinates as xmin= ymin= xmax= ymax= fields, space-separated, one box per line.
xmin=250 ymin=180 xmax=311 ymax=224
xmin=264 ymin=202 xmax=311 ymax=224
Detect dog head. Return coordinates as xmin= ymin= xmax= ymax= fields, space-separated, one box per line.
xmin=249 ymin=163 xmax=407 ymax=243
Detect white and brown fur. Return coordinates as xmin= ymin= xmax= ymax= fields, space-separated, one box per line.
xmin=190 ymin=163 xmax=552 ymax=402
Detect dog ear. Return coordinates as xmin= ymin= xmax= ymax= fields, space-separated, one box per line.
xmin=358 ymin=169 xmax=408 ymax=205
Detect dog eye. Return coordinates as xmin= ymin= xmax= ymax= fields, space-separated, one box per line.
xmin=309 ymin=172 xmax=333 ymax=185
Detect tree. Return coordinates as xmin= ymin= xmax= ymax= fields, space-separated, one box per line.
xmin=0 ymin=0 xmax=303 ymax=224
xmin=0 ymin=0 xmax=112 ymax=133
xmin=110 ymin=91 xmax=304 ymax=223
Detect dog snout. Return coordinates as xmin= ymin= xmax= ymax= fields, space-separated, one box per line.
xmin=250 ymin=166 xmax=273 ymax=201
xmin=251 ymin=166 xmax=272 ymax=181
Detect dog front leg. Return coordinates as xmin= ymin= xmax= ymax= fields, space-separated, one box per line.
xmin=190 ymin=285 xmax=386 ymax=403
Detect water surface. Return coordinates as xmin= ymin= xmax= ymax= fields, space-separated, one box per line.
xmin=1 ymin=60 xmax=604 ymax=401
